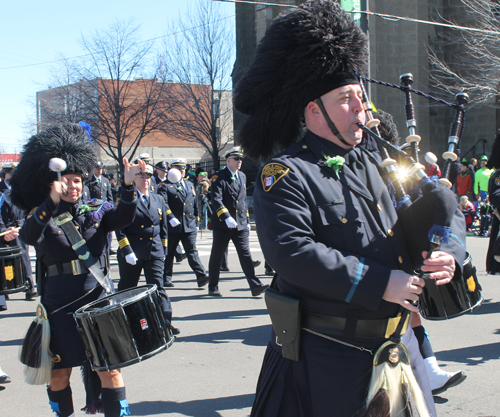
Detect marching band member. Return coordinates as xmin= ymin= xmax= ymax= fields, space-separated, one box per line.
xmin=486 ymin=131 xmax=500 ymax=274
xmin=11 ymin=123 xmax=143 ymax=417
xmin=86 ymin=161 xmax=113 ymax=203
xmin=116 ymin=164 xmax=178 ymax=334
xmin=234 ymin=2 xmax=459 ymax=415
xmin=207 ymin=148 xmax=268 ymax=297
xmin=158 ymin=158 xmax=208 ymax=288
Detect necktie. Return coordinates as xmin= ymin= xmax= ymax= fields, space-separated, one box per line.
xmin=183 ymin=181 xmax=188 ymax=194
xmin=143 ymin=195 xmax=149 ymax=208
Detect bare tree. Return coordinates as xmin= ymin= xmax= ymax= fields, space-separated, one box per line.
xmin=39 ymin=20 xmax=173 ymax=171
xmin=160 ymin=1 xmax=235 ymax=170
xmin=428 ymin=0 xmax=500 ymax=104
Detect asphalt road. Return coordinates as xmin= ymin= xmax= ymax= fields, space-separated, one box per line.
xmin=0 ymin=231 xmax=497 ymax=416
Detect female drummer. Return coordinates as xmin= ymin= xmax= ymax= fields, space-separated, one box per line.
xmin=11 ymin=123 xmax=144 ymax=417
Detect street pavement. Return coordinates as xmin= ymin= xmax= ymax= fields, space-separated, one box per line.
xmin=0 ymin=230 xmax=498 ymax=416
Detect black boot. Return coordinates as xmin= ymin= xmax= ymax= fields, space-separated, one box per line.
xmin=47 ymin=385 xmax=74 ymax=417
xmin=101 ymin=387 xmax=130 ymax=416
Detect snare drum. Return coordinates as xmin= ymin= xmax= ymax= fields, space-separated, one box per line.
xmin=74 ymin=285 xmax=173 ymax=371
xmin=419 ymin=252 xmax=483 ymax=320
xmin=0 ymin=246 xmax=27 ymax=295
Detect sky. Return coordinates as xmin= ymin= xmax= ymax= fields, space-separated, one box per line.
xmin=0 ymin=0 xmax=235 ymax=154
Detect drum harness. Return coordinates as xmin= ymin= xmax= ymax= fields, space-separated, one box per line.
xmin=48 ymin=211 xmax=113 ymax=316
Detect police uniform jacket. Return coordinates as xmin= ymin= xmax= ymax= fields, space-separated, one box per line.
xmin=0 ymin=180 xmax=8 ymax=192
xmin=158 ymin=179 xmax=199 ymax=233
xmin=210 ymin=167 xmax=249 ymax=231
xmin=0 ymin=190 xmax=25 ymax=230
xmin=487 ymin=169 xmax=500 ymax=274
xmin=19 ymin=184 xmax=137 ymax=368
xmin=254 ymin=130 xmax=464 ymax=320
xmin=86 ymin=175 xmax=113 ymax=202
xmin=116 ymin=192 xmax=168 ymax=260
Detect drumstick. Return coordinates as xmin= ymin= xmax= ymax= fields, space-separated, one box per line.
xmin=0 ymin=227 xmax=20 ymax=237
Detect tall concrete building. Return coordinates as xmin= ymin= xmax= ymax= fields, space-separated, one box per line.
xmin=233 ymin=0 xmax=496 ymax=163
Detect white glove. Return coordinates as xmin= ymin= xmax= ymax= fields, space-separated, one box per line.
xmin=196 ymin=227 xmax=199 ymax=232
xmin=247 ymin=224 xmax=251 ymax=231
xmin=169 ymin=217 xmax=181 ymax=227
xmin=125 ymin=253 xmax=138 ymax=265
xmin=225 ymin=217 xmax=238 ymax=228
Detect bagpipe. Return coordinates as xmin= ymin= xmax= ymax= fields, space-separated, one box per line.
xmin=356 ymin=74 xmax=482 ymax=417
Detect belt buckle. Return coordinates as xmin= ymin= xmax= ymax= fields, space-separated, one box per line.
xmin=71 ymin=260 xmax=84 ymax=275
xmin=384 ymin=313 xmax=409 ymax=339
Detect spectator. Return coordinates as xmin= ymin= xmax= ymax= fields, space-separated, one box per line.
xmin=474 ymin=155 xmax=494 ymax=202
xmin=456 ymin=159 xmax=473 ymax=200
xmin=460 ymin=195 xmax=476 ymax=231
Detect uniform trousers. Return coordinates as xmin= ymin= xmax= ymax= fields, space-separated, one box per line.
xmin=117 ymin=255 xmax=172 ymax=324
xmin=164 ymin=231 xmax=206 ymax=281
xmin=208 ymin=228 xmax=262 ymax=291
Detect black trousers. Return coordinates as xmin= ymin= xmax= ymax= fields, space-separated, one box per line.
xmin=208 ymin=228 xmax=262 ymax=291
xmin=164 ymin=231 xmax=206 ymax=281
xmin=117 ymin=254 xmax=172 ymax=324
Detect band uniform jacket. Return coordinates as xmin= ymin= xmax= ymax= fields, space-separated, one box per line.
xmin=116 ymin=193 xmax=168 ymax=260
xmin=487 ymin=169 xmax=500 ymax=274
xmin=210 ymin=167 xmax=249 ymax=231
xmin=20 ymin=185 xmax=137 ymax=368
xmin=158 ymin=179 xmax=199 ymax=233
xmin=251 ymin=131 xmax=465 ymax=416
xmin=86 ymin=175 xmax=113 ymax=203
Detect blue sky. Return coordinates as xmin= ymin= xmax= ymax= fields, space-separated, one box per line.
xmin=0 ymin=0 xmax=235 ymax=154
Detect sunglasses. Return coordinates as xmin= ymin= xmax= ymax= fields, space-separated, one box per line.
xmin=230 ymin=157 xmax=243 ymax=161
xmin=137 ymin=173 xmax=152 ymax=179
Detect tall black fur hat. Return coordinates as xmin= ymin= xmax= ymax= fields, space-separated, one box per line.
xmin=487 ymin=129 xmax=500 ymax=170
xmin=10 ymin=123 xmax=97 ymax=212
xmin=233 ymin=0 xmax=368 ymax=161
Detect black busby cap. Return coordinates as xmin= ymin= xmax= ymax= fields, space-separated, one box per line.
xmin=233 ymin=0 xmax=368 ymax=161
xmin=10 ymin=123 xmax=97 ymax=212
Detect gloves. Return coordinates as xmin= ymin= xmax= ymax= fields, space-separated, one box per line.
xmin=196 ymin=227 xmax=199 ymax=232
xmin=225 ymin=217 xmax=238 ymax=228
xmin=169 ymin=218 xmax=181 ymax=227
xmin=125 ymin=253 xmax=138 ymax=265
xmin=247 ymin=224 xmax=251 ymax=231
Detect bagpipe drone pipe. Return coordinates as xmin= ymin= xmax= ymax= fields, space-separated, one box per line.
xmin=358 ymin=74 xmax=482 ymax=417
xmin=358 ymin=74 xmax=482 ymax=321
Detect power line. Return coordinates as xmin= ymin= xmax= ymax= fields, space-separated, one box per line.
xmin=0 ymin=15 xmax=235 ymax=71
xmin=212 ymin=0 xmax=500 ymax=35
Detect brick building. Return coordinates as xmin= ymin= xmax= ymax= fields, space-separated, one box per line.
xmin=37 ymin=79 xmax=234 ymax=174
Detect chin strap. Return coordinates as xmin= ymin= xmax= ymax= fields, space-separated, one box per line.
xmin=315 ymin=98 xmax=350 ymax=147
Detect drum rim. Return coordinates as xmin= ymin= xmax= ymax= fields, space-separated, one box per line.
xmin=74 ymin=284 xmax=158 ymax=317
xmin=89 ymin=336 xmax=174 ymax=372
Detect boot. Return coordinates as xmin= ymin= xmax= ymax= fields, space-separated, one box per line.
xmin=47 ymin=385 xmax=75 ymax=417
xmin=424 ymin=356 xmax=466 ymax=395
xmin=101 ymin=387 xmax=131 ymax=416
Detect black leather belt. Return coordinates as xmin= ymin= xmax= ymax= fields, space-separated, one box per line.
xmin=46 ymin=260 xmax=89 ymax=277
xmin=302 ymin=310 xmax=409 ymax=339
